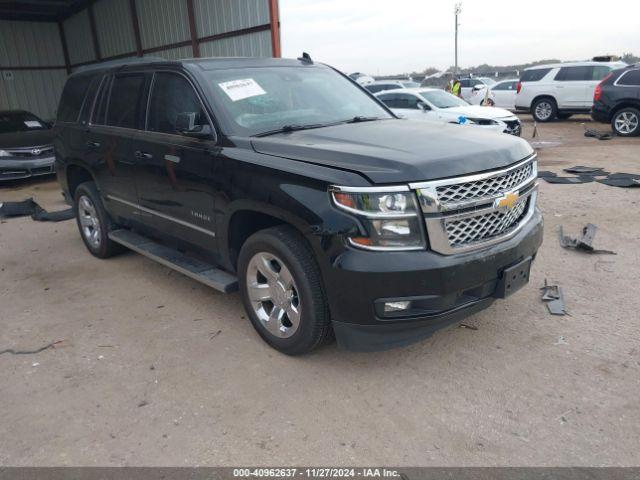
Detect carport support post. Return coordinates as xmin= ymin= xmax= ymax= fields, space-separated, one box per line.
xmin=186 ymin=0 xmax=200 ymax=57
xmin=87 ymin=3 xmax=102 ymax=61
xmin=129 ymin=0 xmax=144 ymax=57
xmin=58 ymin=21 xmax=71 ymax=74
xmin=268 ymin=0 xmax=281 ymax=57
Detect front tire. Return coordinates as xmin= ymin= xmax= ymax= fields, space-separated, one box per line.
xmin=74 ymin=182 xmax=123 ymax=258
xmin=611 ymin=108 xmax=640 ymax=137
xmin=532 ymin=98 xmax=557 ymax=122
xmin=238 ymin=226 xmax=332 ymax=355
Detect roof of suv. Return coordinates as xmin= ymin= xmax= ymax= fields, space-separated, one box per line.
xmin=525 ymin=61 xmax=627 ymax=70
xmin=73 ymin=56 xmax=318 ymax=76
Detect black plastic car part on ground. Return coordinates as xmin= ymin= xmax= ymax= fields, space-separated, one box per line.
xmin=53 ymin=56 xmax=543 ymax=354
xmin=592 ymin=66 xmax=640 ymax=136
xmin=0 ymin=110 xmax=55 ymax=181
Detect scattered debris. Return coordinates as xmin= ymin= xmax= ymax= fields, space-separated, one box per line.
xmin=32 ymin=362 xmax=40 ymax=367
xmin=0 ymin=340 xmax=63 ymax=356
xmin=537 ymin=170 xmax=557 ymax=179
xmin=209 ymin=329 xmax=222 ymax=340
xmin=554 ymin=336 xmax=568 ymax=346
xmin=584 ymin=128 xmax=613 ymax=140
xmin=541 ymin=280 xmax=566 ymax=316
xmin=459 ymin=323 xmax=478 ymax=330
xmin=138 ymin=400 xmax=149 ymax=408
xmin=563 ymin=166 xmax=609 ymax=176
xmin=559 ymin=224 xmax=616 ymax=255
xmin=596 ymin=172 xmax=640 ymax=188
xmin=0 ymin=198 xmax=74 ymax=222
xmin=542 ymin=176 xmax=594 ymax=184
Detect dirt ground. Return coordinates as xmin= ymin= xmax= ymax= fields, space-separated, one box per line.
xmin=1 ymin=116 xmax=639 ymax=466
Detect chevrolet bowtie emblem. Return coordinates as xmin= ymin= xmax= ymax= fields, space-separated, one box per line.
xmin=495 ymin=192 xmax=519 ymax=211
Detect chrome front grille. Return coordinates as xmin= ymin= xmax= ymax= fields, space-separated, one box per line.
xmin=436 ymin=160 xmax=533 ymax=206
xmin=410 ymin=156 xmax=538 ymax=255
xmin=6 ymin=146 xmax=54 ymax=158
xmin=445 ymin=196 xmax=529 ymax=247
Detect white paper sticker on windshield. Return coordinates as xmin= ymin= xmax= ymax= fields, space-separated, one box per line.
xmin=24 ymin=121 xmax=42 ymax=128
xmin=218 ymin=78 xmax=266 ymax=102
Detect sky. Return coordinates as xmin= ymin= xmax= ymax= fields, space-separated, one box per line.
xmin=279 ymin=0 xmax=640 ymax=75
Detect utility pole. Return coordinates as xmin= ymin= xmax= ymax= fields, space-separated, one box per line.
xmin=454 ymin=2 xmax=462 ymax=75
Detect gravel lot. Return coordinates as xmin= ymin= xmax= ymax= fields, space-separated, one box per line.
xmin=1 ymin=117 xmax=639 ymax=466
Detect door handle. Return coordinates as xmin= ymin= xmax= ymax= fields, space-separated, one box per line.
xmin=86 ymin=140 xmax=101 ymax=148
xmin=134 ymin=150 xmax=153 ymax=160
xmin=164 ymin=154 xmax=181 ymax=164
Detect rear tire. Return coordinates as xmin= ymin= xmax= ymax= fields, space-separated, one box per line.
xmin=611 ymin=107 xmax=640 ymax=137
xmin=74 ymin=182 xmax=123 ymax=259
xmin=532 ymin=98 xmax=557 ymax=122
xmin=238 ymin=226 xmax=332 ymax=355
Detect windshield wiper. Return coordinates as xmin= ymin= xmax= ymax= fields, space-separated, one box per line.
xmin=254 ymin=123 xmax=327 ymax=137
xmin=343 ymin=116 xmax=382 ymax=123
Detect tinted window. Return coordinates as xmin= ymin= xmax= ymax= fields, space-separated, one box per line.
xmin=92 ymin=76 xmax=112 ymax=125
xmin=0 ymin=111 xmax=48 ymax=134
xmin=521 ymin=68 xmax=551 ymax=82
xmin=470 ymin=79 xmax=483 ymax=87
xmin=147 ymin=73 xmax=207 ymax=134
xmin=57 ymin=75 xmax=93 ymax=123
xmin=592 ymin=66 xmax=611 ymax=80
xmin=377 ymin=93 xmax=397 ymax=108
xmin=459 ymin=79 xmax=470 ymax=88
xmin=394 ymin=93 xmax=420 ymax=109
xmin=555 ymin=66 xmax=592 ymax=81
xmin=106 ymin=74 xmax=146 ymax=129
xmin=78 ymin=75 xmax=103 ymax=125
xmin=617 ymin=69 xmax=640 ymax=86
xmin=365 ymin=84 xmax=385 ymax=94
xmin=493 ymin=81 xmax=516 ymax=91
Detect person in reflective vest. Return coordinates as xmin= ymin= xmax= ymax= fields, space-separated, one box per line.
xmin=451 ymin=78 xmax=462 ymax=97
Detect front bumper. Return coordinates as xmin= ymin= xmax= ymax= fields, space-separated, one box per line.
xmin=325 ymin=209 xmax=544 ymax=351
xmin=0 ymin=156 xmax=55 ymax=181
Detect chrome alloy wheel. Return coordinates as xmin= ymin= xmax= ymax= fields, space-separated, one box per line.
xmin=614 ymin=111 xmax=639 ymax=135
xmin=78 ymin=195 xmax=101 ymax=249
xmin=534 ymin=101 xmax=553 ymax=121
xmin=246 ymin=252 xmax=301 ymax=338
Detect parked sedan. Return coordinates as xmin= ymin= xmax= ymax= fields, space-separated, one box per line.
xmin=0 ymin=110 xmax=55 ymax=181
xmin=376 ymin=88 xmax=522 ymax=136
xmin=468 ymin=78 xmax=519 ymax=109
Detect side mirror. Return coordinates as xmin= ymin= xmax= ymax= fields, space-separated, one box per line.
xmin=176 ymin=112 xmax=215 ymax=140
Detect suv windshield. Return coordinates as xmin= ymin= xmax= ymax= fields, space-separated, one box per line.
xmin=0 ymin=111 xmax=48 ymax=134
xmin=204 ymin=66 xmax=392 ymax=136
xmin=418 ymin=90 xmax=468 ymax=108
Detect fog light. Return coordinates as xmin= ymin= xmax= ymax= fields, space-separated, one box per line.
xmin=384 ymin=301 xmax=411 ymax=313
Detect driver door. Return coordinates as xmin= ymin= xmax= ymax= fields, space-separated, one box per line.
xmin=134 ymin=71 xmax=220 ymax=259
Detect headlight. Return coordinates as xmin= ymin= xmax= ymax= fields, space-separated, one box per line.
xmin=0 ymin=150 xmax=11 ymax=157
xmin=465 ymin=117 xmax=499 ymax=126
xmin=330 ymin=187 xmax=426 ymax=251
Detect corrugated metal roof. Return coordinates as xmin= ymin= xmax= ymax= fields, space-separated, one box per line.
xmin=94 ymin=0 xmax=137 ymax=58
xmin=199 ymin=30 xmax=272 ymax=58
xmin=0 ymin=20 xmax=65 ymax=66
xmin=63 ymin=9 xmax=96 ymax=65
xmin=194 ymin=0 xmax=270 ymax=37
xmin=137 ymin=0 xmax=191 ymax=50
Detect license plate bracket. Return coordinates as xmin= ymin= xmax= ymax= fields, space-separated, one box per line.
xmin=495 ymin=257 xmax=532 ymax=298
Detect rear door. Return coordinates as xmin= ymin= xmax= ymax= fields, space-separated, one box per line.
xmin=554 ymin=66 xmax=594 ymax=108
xmin=134 ymin=70 xmax=219 ymax=257
xmin=491 ymin=81 xmax=517 ymax=109
xmin=88 ymin=72 xmax=150 ymax=223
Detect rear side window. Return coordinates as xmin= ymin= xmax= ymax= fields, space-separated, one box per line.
xmin=57 ymin=75 xmax=93 ymax=123
xmin=494 ymin=81 xmax=516 ymax=91
xmin=555 ymin=66 xmax=592 ymax=81
xmin=377 ymin=93 xmax=397 ymax=108
xmin=592 ymin=66 xmax=612 ymax=80
xmin=106 ymin=74 xmax=146 ymax=129
xmin=394 ymin=93 xmax=420 ymax=109
xmin=78 ymin=75 xmax=103 ymax=125
xmin=521 ymin=68 xmax=551 ymax=82
xmin=147 ymin=73 xmax=207 ymax=134
xmin=617 ymin=69 xmax=640 ymax=86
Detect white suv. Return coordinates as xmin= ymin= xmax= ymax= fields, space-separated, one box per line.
xmin=515 ymin=60 xmax=627 ymax=122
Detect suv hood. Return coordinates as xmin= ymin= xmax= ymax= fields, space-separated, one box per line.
xmin=251 ymin=120 xmax=533 ymax=184
xmin=443 ymin=105 xmax=515 ymax=119
xmin=0 ymin=129 xmax=53 ymax=149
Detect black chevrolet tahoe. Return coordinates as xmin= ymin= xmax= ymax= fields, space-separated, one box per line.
xmin=54 ymin=57 xmax=543 ymax=355
xmin=591 ymin=65 xmax=640 ymax=137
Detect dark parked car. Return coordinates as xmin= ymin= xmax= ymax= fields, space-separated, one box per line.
xmin=0 ymin=110 xmax=55 ymax=181
xmin=592 ymin=65 xmax=640 ymax=136
xmin=54 ymin=57 xmax=543 ymax=354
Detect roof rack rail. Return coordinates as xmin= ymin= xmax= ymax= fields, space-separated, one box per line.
xmin=75 ymin=56 xmax=168 ymax=74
